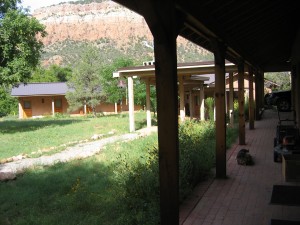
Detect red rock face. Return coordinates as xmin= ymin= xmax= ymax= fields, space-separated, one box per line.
xmin=34 ymin=1 xmax=211 ymax=66
xmin=33 ymin=1 xmax=153 ymax=46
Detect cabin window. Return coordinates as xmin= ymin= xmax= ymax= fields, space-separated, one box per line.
xmin=24 ymin=101 xmax=31 ymax=109
xmin=55 ymin=99 xmax=62 ymax=108
xmin=195 ymin=96 xmax=199 ymax=105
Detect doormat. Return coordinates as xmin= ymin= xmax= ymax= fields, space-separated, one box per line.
xmin=270 ymin=185 xmax=300 ymax=206
xmin=270 ymin=219 xmax=300 ymax=225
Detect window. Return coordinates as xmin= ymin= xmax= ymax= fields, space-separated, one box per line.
xmin=24 ymin=101 xmax=31 ymax=109
xmin=55 ymin=99 xmax=62 ymax=108
xmin=195 ymin=96 xmax=199 ymax=105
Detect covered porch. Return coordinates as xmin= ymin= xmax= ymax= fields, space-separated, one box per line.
xmin=180 ymin=109 xmax=300 ymax=225
xmin=111 ymin=1 xmax=300 ymax=224
xmin=113 ymin=61 xmax=244 ymax=132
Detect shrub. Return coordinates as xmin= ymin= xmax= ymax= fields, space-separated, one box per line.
xmin=233 ymin=97 xmax=249 ymax=121
xmin=179 ymin=120 xmax=215 ymax=200
xmin=114 ymin=148 xmax=160 ymax=225
xmin=244 ymin=95 xmax=249 ymax=121
xmin=205 ymin=97 xmax=215 ymax=121
xmin=54 ymin=113 xmax=70 ymax=118
xmin=115 ymin=119 xmax=216 ymax=224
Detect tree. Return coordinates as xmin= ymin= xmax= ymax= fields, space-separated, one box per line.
xmin=66 ymin=46 xmax=104 ymax=116
xmin=0 ymin=85 xmax=18 ymax=117
xmin=0 ymin=1 xmax=46 ymax=86
xmin=264 ymin=72 xmax=291 ymax=91
xmin=30 ymin=65 xmax=72 ymax=82
xmin=100 ymin=58 xmax=133 ymax=111
xmin=134 ymin=79 xmax=157 ymax=115
xmin=0 ymin=0 xmax=19 ymax=18
xmin=100 ymin=58 xmax=157 ymax=114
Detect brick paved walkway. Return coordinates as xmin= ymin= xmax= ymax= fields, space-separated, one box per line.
xmin=181 ymin=109 xmax=300 ymax=225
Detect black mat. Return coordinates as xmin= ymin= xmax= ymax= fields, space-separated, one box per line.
xmin=270 ymin=219 xmax=300 ymax=225
xmin=270 ymin=185 xmax=300 ymax=206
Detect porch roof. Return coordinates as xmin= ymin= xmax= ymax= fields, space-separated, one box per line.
xmin=11 ymin=82 xmax=68 ymax=97
xmin=114 ymin=61 xmax=236 ymax=86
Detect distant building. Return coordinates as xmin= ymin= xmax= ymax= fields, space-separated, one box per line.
xmin=11 ymin=82 xmax=140 ymax=119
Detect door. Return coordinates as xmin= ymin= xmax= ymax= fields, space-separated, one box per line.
xmin=23 ymin=100 xmax=32 ymax=118
xmin=54 ymin=99 xmax=63 ymax=113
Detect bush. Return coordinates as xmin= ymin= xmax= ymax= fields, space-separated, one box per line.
xmin=114 ymin=148 xmax=160 ymax=225
xmin=114 ymin=119 xmax=216 ymax=224
xmin=179 ymin=120 xmax=215 ymax=200
xmin=205 ymin=97 xmax=215 ymax=121
xmin=233 ymin=97 xmax=249 ymax=121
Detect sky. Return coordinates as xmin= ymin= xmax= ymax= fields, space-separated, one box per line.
xmin=21 ymin=0 xmax=78 ymax=13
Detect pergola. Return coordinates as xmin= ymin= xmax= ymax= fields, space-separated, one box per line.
xmin=114 ymin=61 xmax=243 ymax=131
xmin=111 ymin=1 xmax=300 ymax=224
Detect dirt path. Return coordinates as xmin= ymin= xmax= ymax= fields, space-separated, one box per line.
xmin=0 ymin=127 xmax=157 ymax=181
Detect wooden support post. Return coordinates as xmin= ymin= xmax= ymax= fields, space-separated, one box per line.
xmin=84 ymin=104 xmax=87 ymax=115
xmin=238 ymin=61 xmax=246 ymax=145
xmin=254 ymin=71 xmax=264 ymax=120
xmin=128 ymin=76 xmax=135 ymax=132
xmin=200 ymin=84 xmax=205 ymax=121
xmin=254 ymin=72 xmax=260 ymax=120
xmin=179 ymin=76 xmax=185 ymax=122
xmin=248 ymin=67 xmax=255 ymax=129
xmin=52 ymin=98 xmax=55 ymax=116
xmin=260 ymin=73 xmax=264 ymax=114
xmin=146 ymin=79 xmax=152 ymax=128
xmin=229 ymin=72 xmax=234 ymax=127
xmin=139 ymin=1 xmax=180 ymax=223
xmin=114 ymin=1 xmax=180 ymax=223
xmin=213 ymin=40 xmax=227 ymax=179
xmin=153 ymin=35 xmax=179 ymax=225
xmin=291 ymin=66 xmax=296 ymax=111
xmin=114 ymin=102 xmax=117 ymax=114
xmin=189 ymin=90 xmax=194 ymax=118
xmin=294 ymin=64 xmax=300 ymax=127
xmin=18 ymin=101 xmax=22 ymax=119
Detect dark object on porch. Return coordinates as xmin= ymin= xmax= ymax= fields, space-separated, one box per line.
xmin=273 ymin=110 xmax=300 ymax=162
xmin=270 ymin=185 xmax=300 ymax=206
xmin=236 ymin=149 xmax=254 ymax=165
xmin=270 ymin=219 xmax=300 ymax=225
xmin=282 ymin=155 xmax=300 ymax=182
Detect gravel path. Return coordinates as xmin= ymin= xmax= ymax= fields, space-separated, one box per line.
xmin=0 ymin=127 xmax=157 ymax=181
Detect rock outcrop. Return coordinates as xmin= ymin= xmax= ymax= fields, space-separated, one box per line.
xmin=32 ymin=1 xmax=211 ymax=65
xmin=33 ymin=1 xmax=152 ymax=46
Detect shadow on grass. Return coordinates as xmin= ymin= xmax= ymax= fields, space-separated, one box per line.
xmin=135 ymin=118 xmax=158 ymax=130
xmin=0 ymin=119 xmax=88 ymax=134
xmin=0 ymin=160 xmax=123 ymax=225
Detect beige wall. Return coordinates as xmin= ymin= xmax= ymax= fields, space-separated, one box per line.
xmin=225 ymin=73 xmax=256 ymax=91
xmin=19 ymin=95 xmax=68 ymax=118
xmin=18 ymin=96 xmax=141 ymax=118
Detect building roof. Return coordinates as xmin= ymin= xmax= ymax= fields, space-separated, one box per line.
xmin=11 ymin=82 xmax=69 ymax=97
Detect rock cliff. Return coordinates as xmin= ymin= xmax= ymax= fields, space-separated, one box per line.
xmin=34 ymin=1 xmax=151 ymax=46
xmin=33 ymin=1 xmax=212 ymax=66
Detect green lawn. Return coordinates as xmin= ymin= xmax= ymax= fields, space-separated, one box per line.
xmin=0 ymin=134 xmax=158 ymax=225
xmin=0 ymin=112 xmax=152 ymax=160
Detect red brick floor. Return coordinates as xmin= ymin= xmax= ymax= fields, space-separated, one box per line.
xmin=180 ymin=109 xmax=300 ymax=225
